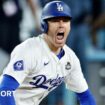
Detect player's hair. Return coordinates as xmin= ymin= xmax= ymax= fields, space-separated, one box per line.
xmin=41 ymin=1 xmax=72 ymax=33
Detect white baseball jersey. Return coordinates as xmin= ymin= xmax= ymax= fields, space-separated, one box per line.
xmin=3 ymin=34 xmax=88 ymax=105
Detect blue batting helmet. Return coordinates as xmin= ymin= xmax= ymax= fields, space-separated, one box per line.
xmin=41 ymin=1 xmax=72 ymax=33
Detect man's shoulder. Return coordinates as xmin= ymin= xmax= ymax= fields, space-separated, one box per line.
xmin=63 ymin=44 xmax=78 ymax=59
xmin=64 ymin=45 xmax=75 ymax=54
xmin=11 ymin=35 xmax=43 ymax=55
xmin=22 ymin=35 xmax=42 ymax=47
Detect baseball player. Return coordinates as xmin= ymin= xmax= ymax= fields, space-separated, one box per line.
xmin=0 ymin=1 xmax=96 ymax=105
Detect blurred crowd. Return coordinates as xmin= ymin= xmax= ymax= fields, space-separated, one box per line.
xmin=0 ymin=0 xmax=105 ymax=105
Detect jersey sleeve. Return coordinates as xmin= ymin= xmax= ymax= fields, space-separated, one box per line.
xmin=64 ymin=51 xmax=88 ymax=93
xmin=3 ymin=44 xmax=35 ymax=84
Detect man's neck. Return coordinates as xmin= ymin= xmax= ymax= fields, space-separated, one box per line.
xmin=43 ymin=34 xmax=62 ymax=55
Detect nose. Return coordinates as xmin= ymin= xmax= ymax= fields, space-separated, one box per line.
xmin=59 ymin=20 xmax=64 ymax=26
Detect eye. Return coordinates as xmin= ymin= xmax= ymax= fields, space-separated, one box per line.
xmin=48 ymin=17 xmax=70 ymax=22
xmin=62 ymin=17 xmax=70 ymax=22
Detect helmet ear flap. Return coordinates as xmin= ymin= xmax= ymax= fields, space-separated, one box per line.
xmin=41 ymin=20 xmax=48 ymax=33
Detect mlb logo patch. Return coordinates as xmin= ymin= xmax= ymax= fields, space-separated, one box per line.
xmin=13 ymin=60 xmax=24 ymax=71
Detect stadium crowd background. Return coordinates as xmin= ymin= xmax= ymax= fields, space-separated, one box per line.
xmin=0 ymin=0 xmax=105 ymax=105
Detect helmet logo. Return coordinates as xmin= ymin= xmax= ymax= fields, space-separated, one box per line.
xmin=56 ymin=3 xmax=63 ymax=11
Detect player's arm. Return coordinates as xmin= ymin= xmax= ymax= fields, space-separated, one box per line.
xmin=65 ymin=49 xmax=96 ymax=105
xmin=76 ymin=89 xmax=96 ymax=105
xmin=0 ymin=74 xmax=19 ymax=105
xmin=0 ymin=41 xmax=36 ymax=105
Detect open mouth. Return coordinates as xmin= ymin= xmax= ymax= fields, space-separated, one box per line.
xmin=57 ymin=32 xmax=64 ymax=40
